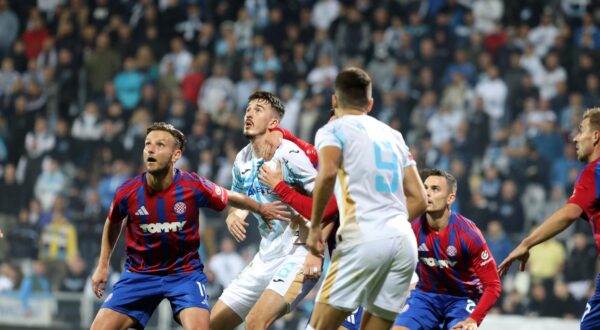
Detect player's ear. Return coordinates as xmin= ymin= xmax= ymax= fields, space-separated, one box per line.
xmin=447 ymin=192 xmax=456 ymax=205
xmin=172 ymin=148 xmax=182 ymax=164
xmin=332 ymin=94 xmax=338 ymax=109
xmin=365 ymin=98 xmax=374 ymax=113
xmin=268 ymin=115 xmax=279 ymax=130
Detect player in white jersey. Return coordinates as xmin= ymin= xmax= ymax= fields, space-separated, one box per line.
xmin=307 ymin=68 xmax=428 ymax=330
xmin=210 ymin=91 xmax=322 ymax=330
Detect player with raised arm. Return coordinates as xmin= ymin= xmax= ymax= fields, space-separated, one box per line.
xmin=89 ymin=122 xmax=289 ymax=330
xmin=498 ymin=107 xmax=600 ymax=329
xmin=210 ymin=91 xmax=322 ymax=330
xmin=306 ymin=67 xmax=428 ymax=330
xmin=393 ymin=169 xmax=501 ymax=330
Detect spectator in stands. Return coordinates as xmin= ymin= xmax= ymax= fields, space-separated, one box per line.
xmin=85 ymin=33 xmax=121 ymax=97
xmin=209 ymin=238 xmax=246 ymax=288
xmin=159 ymin=37 xmax=192 ymax=81
xmin=485 ymin=220 xmax=513 ymax=267
xmin=564 ymin=233 xmax=597 ymax=300
xmin=527 ymin=231 xmax=565 ymax=284
xmin=496 ymin=180 xmax=526 ymax=236
xmin=19 ymin=260 xmax=50 ymax=313
xmin=34 ymin=158 xmax=66 ymax=212
xmin=7 ymin=208 xmax=39 ymax=260
xmin=0 ymin=163 xmax=25 ymax=216
xmin=114 ymin=57 xmax=145 ymax=112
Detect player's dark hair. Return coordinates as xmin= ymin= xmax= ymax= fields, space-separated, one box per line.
xmin=334 ymin=67 xmax=372 ymax=109
xmin=419 ymin=168 xmax=457 ymax=194
xmin=248 ymin=91 xmax=285 ymax=119
xmin=146 ymin=122 xmax=187 ymax=152
xmin=583 ymin=107 xmax=600 ymax=132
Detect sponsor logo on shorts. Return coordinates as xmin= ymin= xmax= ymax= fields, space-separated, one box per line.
xmin=400 ymin=303 xmax=410 ymax=313
xmin=140 ymin=221 xmax=186 ymax=233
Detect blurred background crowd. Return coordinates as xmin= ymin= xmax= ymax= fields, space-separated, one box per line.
xmin=0 ymin=0 xmax=599 ymax=328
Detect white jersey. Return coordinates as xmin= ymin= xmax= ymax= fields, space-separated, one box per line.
xmin=315 ymin=114 xmax=416 ymax=248
xmin=232 ymin=140 xmax=316 ymax=261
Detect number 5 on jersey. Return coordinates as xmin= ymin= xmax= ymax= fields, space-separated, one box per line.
xmin=374 ymin=141 xmax=399 ymax=193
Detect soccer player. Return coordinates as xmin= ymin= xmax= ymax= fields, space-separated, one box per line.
xmin=89 ymin=122 xmax=289 ymax=330
xmin=258 ymin=126 xmax=363 ymax=330
xmin=393 ymin=169 xmax=502 ymax=330
xmin=210 ymin=91 xmax=322 ymax=330
xmin=307 ymin=67 xmax=428 ymax=330
xmin=498 ymin=107 xmax=600 ymax=330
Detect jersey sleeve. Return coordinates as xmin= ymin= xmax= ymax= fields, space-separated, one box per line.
xmin=567 ymin=164 xmax=596 ymax=219
xmin=231 ymin=162 xmax=245 ymax=194
xmin=273 ymin=127 xmax=319 ymax=167
xmin=281 ymin=143 xmax=318 ymax=193
xmin=315 ymin=122 xmax=343 ymax=151
xmin=395 ymin=131 xmax=416 ymax=168
xmin=468 ymin=238 xmax=502 ymax=324
xmin=273 ymin=181 xmax=338 ymax=220
xmin=195 ymin=175 xmax=229 ymax=211
xmin=108 ymin=194 xmax=128 ymax=222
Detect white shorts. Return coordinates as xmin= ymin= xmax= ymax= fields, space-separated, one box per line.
xmin=316 ymin=233 xmax=418 ymax=321
xmin=218 ymin=244 xmax=317 ymax=318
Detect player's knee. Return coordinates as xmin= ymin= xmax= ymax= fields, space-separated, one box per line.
xmin=245 ymin=312 xmax=269 ymax=330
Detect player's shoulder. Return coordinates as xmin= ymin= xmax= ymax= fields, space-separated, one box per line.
xmin=277 ymin=139 xmax=303 ymax=154
xmin=177 ymin=169 xmax=202 ymax=183
xmin=579 ymin=158 xmax=600 ymax=179
xmin=115 ymin=174 xmax=143 ymax=196
xmin=451 ymin=213 xmax=486 ymax=245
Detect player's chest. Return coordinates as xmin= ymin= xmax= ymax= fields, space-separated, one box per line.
xmin=417 ymin=235 xmax=466 ymax=269
xmin=238 ymin=158 xmax=291 ymax=198
xmin=127 ymin=190 xmax=195 ymax=226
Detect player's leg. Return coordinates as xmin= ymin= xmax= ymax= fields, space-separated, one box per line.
xmin=92 ymin=271 xmax=164 ymax=330
xmin=176 ymin=307 xmax=210 ymax=330
xmin=364 ymin=234 xmax=418 ymax=330
xmin=308 ymin=302 xmax=353 ymax=330
xmin=91 ymin=308 xmax=138 ymax=330
xmin=392 ymin=291 xmax=442 ymax=330
xmin=246 ymin=246 xmax=318 ymax=329
xmin=442 ymin=296 xmax=477 ymax=330
xmin=165 ymin=270 xmax=211 ymax=330
xmin=210 ymin=255 xmax=276 ymax=330
xmin=209 ymin=300 xmax=244 ymax=330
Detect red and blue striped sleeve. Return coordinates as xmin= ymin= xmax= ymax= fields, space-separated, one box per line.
xmin=108 ymin=177 xmax=140 ymax=222
xmin=193 ymin=174 xmax=228 ymax=211
xmin=567 ymin=161 xmax=600 ymax=219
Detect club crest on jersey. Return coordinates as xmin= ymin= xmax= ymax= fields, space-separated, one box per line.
xmin=481 ymin=250 xmax=489 ymax=260
xmin=174 ymin=202 xmax=186 ymax=215
xmin=446 ymin=245 xmax=457 ymax=257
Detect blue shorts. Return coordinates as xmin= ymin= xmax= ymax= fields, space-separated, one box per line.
xmin=394 ymin=290 xmax=477 ymax=330
xmin=102 ymin=270 xmax=209 ymax=328
xmin=581 ymin=274 xmax=600 ymax=330
xmin=341 ymin=306 xmax=363 ymax=330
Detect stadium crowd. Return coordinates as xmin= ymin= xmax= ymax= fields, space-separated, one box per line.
xmin=0 ymin=0 xmax=599 ymax=327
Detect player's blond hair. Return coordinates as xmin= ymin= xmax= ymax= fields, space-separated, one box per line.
xmin=583 ymin=107 xmax=600 ymax=131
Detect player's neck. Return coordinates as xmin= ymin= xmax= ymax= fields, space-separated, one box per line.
xmin=426 ymin=208 xmax=451 ymax=232
xmin=588 ymin=150 xmax=600 ymax=164
xmin=146 ymin=167 xmax=174 ymax=191
xmin=250 ymin=133 xmax=269 ymax=158
xmin=337 ymin=108 xmax=366 ymax=117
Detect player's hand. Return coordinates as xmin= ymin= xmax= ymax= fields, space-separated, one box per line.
xmin=303 ymin=252 xmax=323 ymax=279
xmin=226 ymin=213 xmax=249 ymax=242
xmin=307 ymin=225 xmax=325 ymax=258
xmin=91 ymin=265 xmax=109 ymax=298
xmin=258 ymin=201 xmax=291 ymax=228
xmin=258 ymin=160 xmax=283 ymax=189
xmin=497 ymin=243 xmax=530 ymax=277
xmin=451 ymin=318 xmax=478 ymax=330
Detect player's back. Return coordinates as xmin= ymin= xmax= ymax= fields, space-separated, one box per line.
xmin=315 ymin=115 xmax=415 ymax=247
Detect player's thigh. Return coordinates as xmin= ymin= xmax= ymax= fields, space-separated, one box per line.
xmin=176 ymin=307 xmax=209 ymax=330
xmin=100 ymin=271 xmax=164 ymax=328
xmin=91 ymin=308 xmax=138 ymax=330
xmin=443 ymin=297 xmax=478 ymax=330
xmin=359 ymin=310 xmax=394 ymax=330
xmin=164 ymin=271 xmax=210 ymax=321
xmin=316 ymin=242 xmax=391 ymax=311
xmin=245 ymin=289 xmax=288 ymax=329
xmin=393 ymin=291 xmax=441 ymax=330
xmin=309 ymin=302 xmax=352 ymax=330
xmin=367 ymin=235 xmax=418 ymax=320
xmin=264 ymin=246 xmax=318 ymax=310
xmin=209 ymin=299 xmax=243 ymax=330
xmin=216 ymin=254 xmax=275 ymax=319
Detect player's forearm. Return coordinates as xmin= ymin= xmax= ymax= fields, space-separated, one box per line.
xmin=311 ymin=173 xmax=336 ymax=228
xmin=470 ymin=267 xmax=502 ymax=324
xmin=98 ymin=219 xmax=122 ymax=268
xmin=227 ymin=190 xmax=262 ymax=214
xmin=274 ymin=182 xmax=338 ymax=220
xmin=521 ymin=204 xmax=580 ymax=250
